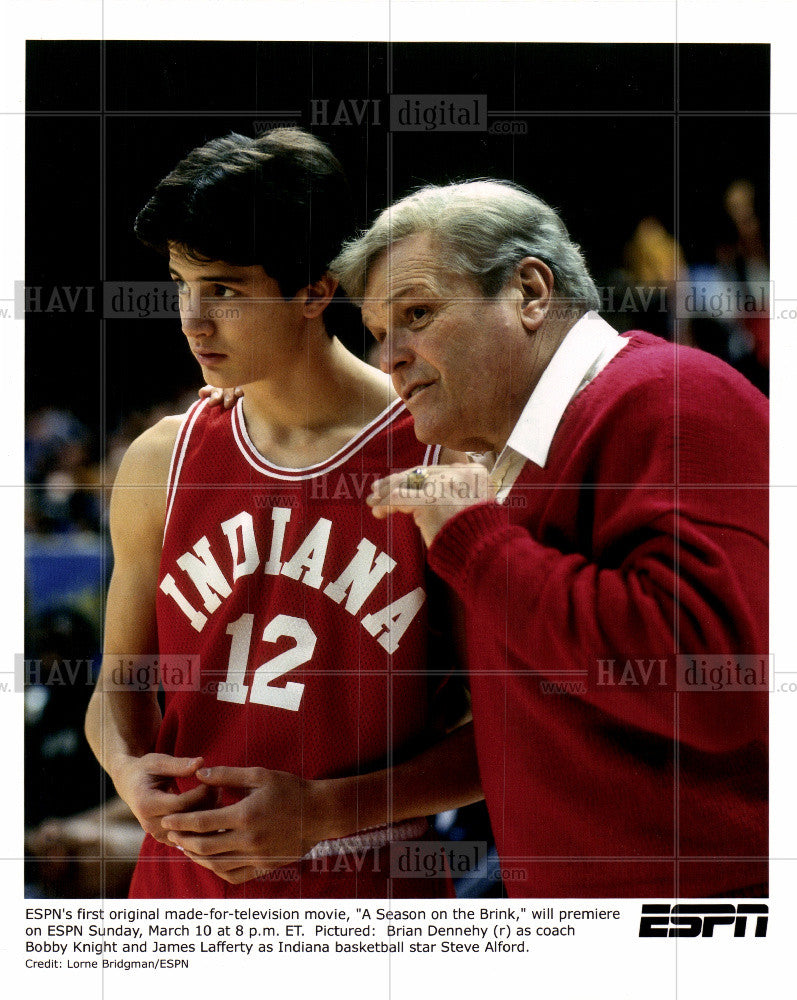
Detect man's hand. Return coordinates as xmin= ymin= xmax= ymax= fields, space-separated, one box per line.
xmin=199 ymin=386 xmax=243 ymax=409
xmin=367 ymin=463 xmax=495 ymax=546
xmin=111 ymin=754 xmax=216 ymax=846
xmin=160 ymin=766 xmax=326 ymax=885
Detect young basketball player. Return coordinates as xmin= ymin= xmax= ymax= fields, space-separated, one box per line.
xmin=85 ymin=129 xmax=481 ymax=898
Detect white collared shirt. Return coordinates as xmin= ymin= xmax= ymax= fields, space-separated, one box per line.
xmin=474 ymin=311 xmax=627 ymax=502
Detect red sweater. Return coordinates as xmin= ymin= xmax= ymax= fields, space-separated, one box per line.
xmin=428 ymin=332 xmax=768 ymax=898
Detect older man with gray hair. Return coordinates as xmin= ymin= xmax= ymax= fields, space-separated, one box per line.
xmin=331 ymin=179 xmax=768 ymax=899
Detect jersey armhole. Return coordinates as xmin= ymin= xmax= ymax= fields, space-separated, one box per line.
xmin=163 ymin=398 xmax=208 ymax=540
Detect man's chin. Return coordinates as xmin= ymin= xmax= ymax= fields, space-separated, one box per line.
xmin=406 ymin=415 xmax=437 ymax=445
xmin=407 ymin=415 xmax=461 ymax=452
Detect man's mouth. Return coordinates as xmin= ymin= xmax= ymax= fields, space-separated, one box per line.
xmin=404 ymin=381 xmax=434 ymax=402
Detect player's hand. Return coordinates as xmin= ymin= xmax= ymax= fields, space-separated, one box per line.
xmin=367 ymin=463 xmax=495 ymax=546
xmin=160 ymin=766 xmax=326 ymax=884
xmin=199 ymin=385 xmax=243 ymax=408
xmin=110 ymin=754 xmax=217 ymax=846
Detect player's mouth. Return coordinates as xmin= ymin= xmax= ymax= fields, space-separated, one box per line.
xmin=193 ymin=350 xmax=227 ymax=367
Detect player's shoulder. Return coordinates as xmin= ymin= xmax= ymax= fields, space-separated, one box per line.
xmin=114 ymin=414 xmax=184 ymax=489
xmin=109 ymin=414 xmax=186 ymax=549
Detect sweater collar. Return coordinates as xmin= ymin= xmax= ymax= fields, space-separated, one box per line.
xmin=500 ymin=311 xmax=626 ymax=469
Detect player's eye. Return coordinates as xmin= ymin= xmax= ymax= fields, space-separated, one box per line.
xmin=173 ymin=279 xmax=189 ymax=295
xmin=212 ymin=284 xmax=238 ymax=298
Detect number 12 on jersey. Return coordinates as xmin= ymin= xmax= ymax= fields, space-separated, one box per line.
xmin=218 ymin=612 xmax=316 ymax=711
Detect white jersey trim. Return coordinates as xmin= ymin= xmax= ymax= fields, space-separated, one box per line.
xmin=163 ymin=398 xmax=208 ymax=539
xmin=230 ymin=395 xmax=411 ymax=481
xmin=425 ymin=443 xmax=442 ymax=466
xmin=303 ymin=818 xmax=429 ymax=859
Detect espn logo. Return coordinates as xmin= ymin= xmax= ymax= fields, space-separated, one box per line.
xmin=639 ymin=904 xmax=768 ymax=938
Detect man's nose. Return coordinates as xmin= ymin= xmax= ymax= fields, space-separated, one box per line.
xmin=379 ymin=329 xmax=413 ymax=374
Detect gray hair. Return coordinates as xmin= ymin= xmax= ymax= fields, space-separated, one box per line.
xmin=329 ymin=179 xmax=601 ymax=313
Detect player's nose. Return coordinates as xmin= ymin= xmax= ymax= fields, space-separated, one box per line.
xmin=181 ymin=315 xmax=215 ymax=337
xmin=179 ymin=288 xmax=215 ymax=335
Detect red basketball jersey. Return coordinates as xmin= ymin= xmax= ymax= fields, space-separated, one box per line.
xmin=129 ymin=397 xmax=451 ymax=898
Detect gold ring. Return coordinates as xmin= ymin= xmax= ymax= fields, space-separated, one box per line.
xmin=404 ymin=467 xmax=429 ymax=489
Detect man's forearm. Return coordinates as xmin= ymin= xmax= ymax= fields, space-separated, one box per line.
xmin=427 ymin=503 xmax=767 ymax=753
xmin=313 ymin=722 xmax=482 ymax=842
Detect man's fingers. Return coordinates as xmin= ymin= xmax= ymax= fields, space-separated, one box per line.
xmin=180 ymin=848 xmax=242 ymax=870
xmin=201 ymin=386 xmax=243 ymax=408
xmin=142 ymin=754 xmax=203 ymax=776
xmin=368 ymin=472 xmax=408 ymax=503
xmin=370 ymin=484 xmax=427 ymax=517
xmin=181 ymin=850 xmax=276 ymax=884
xmin=136 ymin=789 xmax=207 ymax=828
xmin=369 ymin=464 xmax=493 ymax=510
xmin=164 ymin=782 xmax=217 ymax=814
xmin=161 ymin=802 xmax=237 ymax=833
xmin=368 ymin=471 xmax=444 ymax=507
xmin=372 ymin=500 xmax=420 ymax=518
xmin=222 ymin=866 xmax=272 ymax=885
xmin=195 ymin=765 xmax=266 ymax=788
xmin=167 ymin=830 xmax=236 ymax=857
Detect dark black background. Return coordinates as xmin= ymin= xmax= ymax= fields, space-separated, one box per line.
xmin=26 ymin=41 xmax=769 ymax=437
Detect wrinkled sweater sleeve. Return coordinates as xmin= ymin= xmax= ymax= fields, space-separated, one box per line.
xmin=427 ymin=350 xmax=768 ymax=754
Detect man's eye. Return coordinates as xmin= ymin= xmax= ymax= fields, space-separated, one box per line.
xmin=213 ymin=285 xmax=237 ymax=298
xmin=409 ymin=306 xmax=429 ymax=323
xmin=174 ymin=280 xmax=189 ymax=295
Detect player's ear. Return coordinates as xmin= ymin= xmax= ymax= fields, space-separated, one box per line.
xmin=300 ymin=273 xmax=338 ymax=319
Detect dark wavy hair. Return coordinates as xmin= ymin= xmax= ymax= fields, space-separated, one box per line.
xmin=135 ymin=128 xmax=353 ymax=299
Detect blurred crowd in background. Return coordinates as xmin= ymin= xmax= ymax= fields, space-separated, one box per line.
xmin=24 ymin=177 xmax=769 ymax=898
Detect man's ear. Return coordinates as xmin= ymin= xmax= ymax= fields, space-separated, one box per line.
xmin=299 ymin=273 xmax=339 ymax=319
xmin=515 ymin=257 xmax=554 ymax=332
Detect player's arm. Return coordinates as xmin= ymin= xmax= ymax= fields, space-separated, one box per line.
xmin=159 ymin=721 xmax=482 ymax=884
xmin=85 ymin=417 xmax=211 ymax=844
xmin=316 ymin=719 xmax=482 ymax=838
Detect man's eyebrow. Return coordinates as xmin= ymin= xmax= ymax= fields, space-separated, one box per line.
xmin=168 ymin=267 xmax=250 ymax=284
xmin=385 ymin=282 xmax=439 ymax=306
xmin=360 ymin=305 xmax=379 ymax=328
xmin=360 ymin=289 xmax=420 ymax=326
